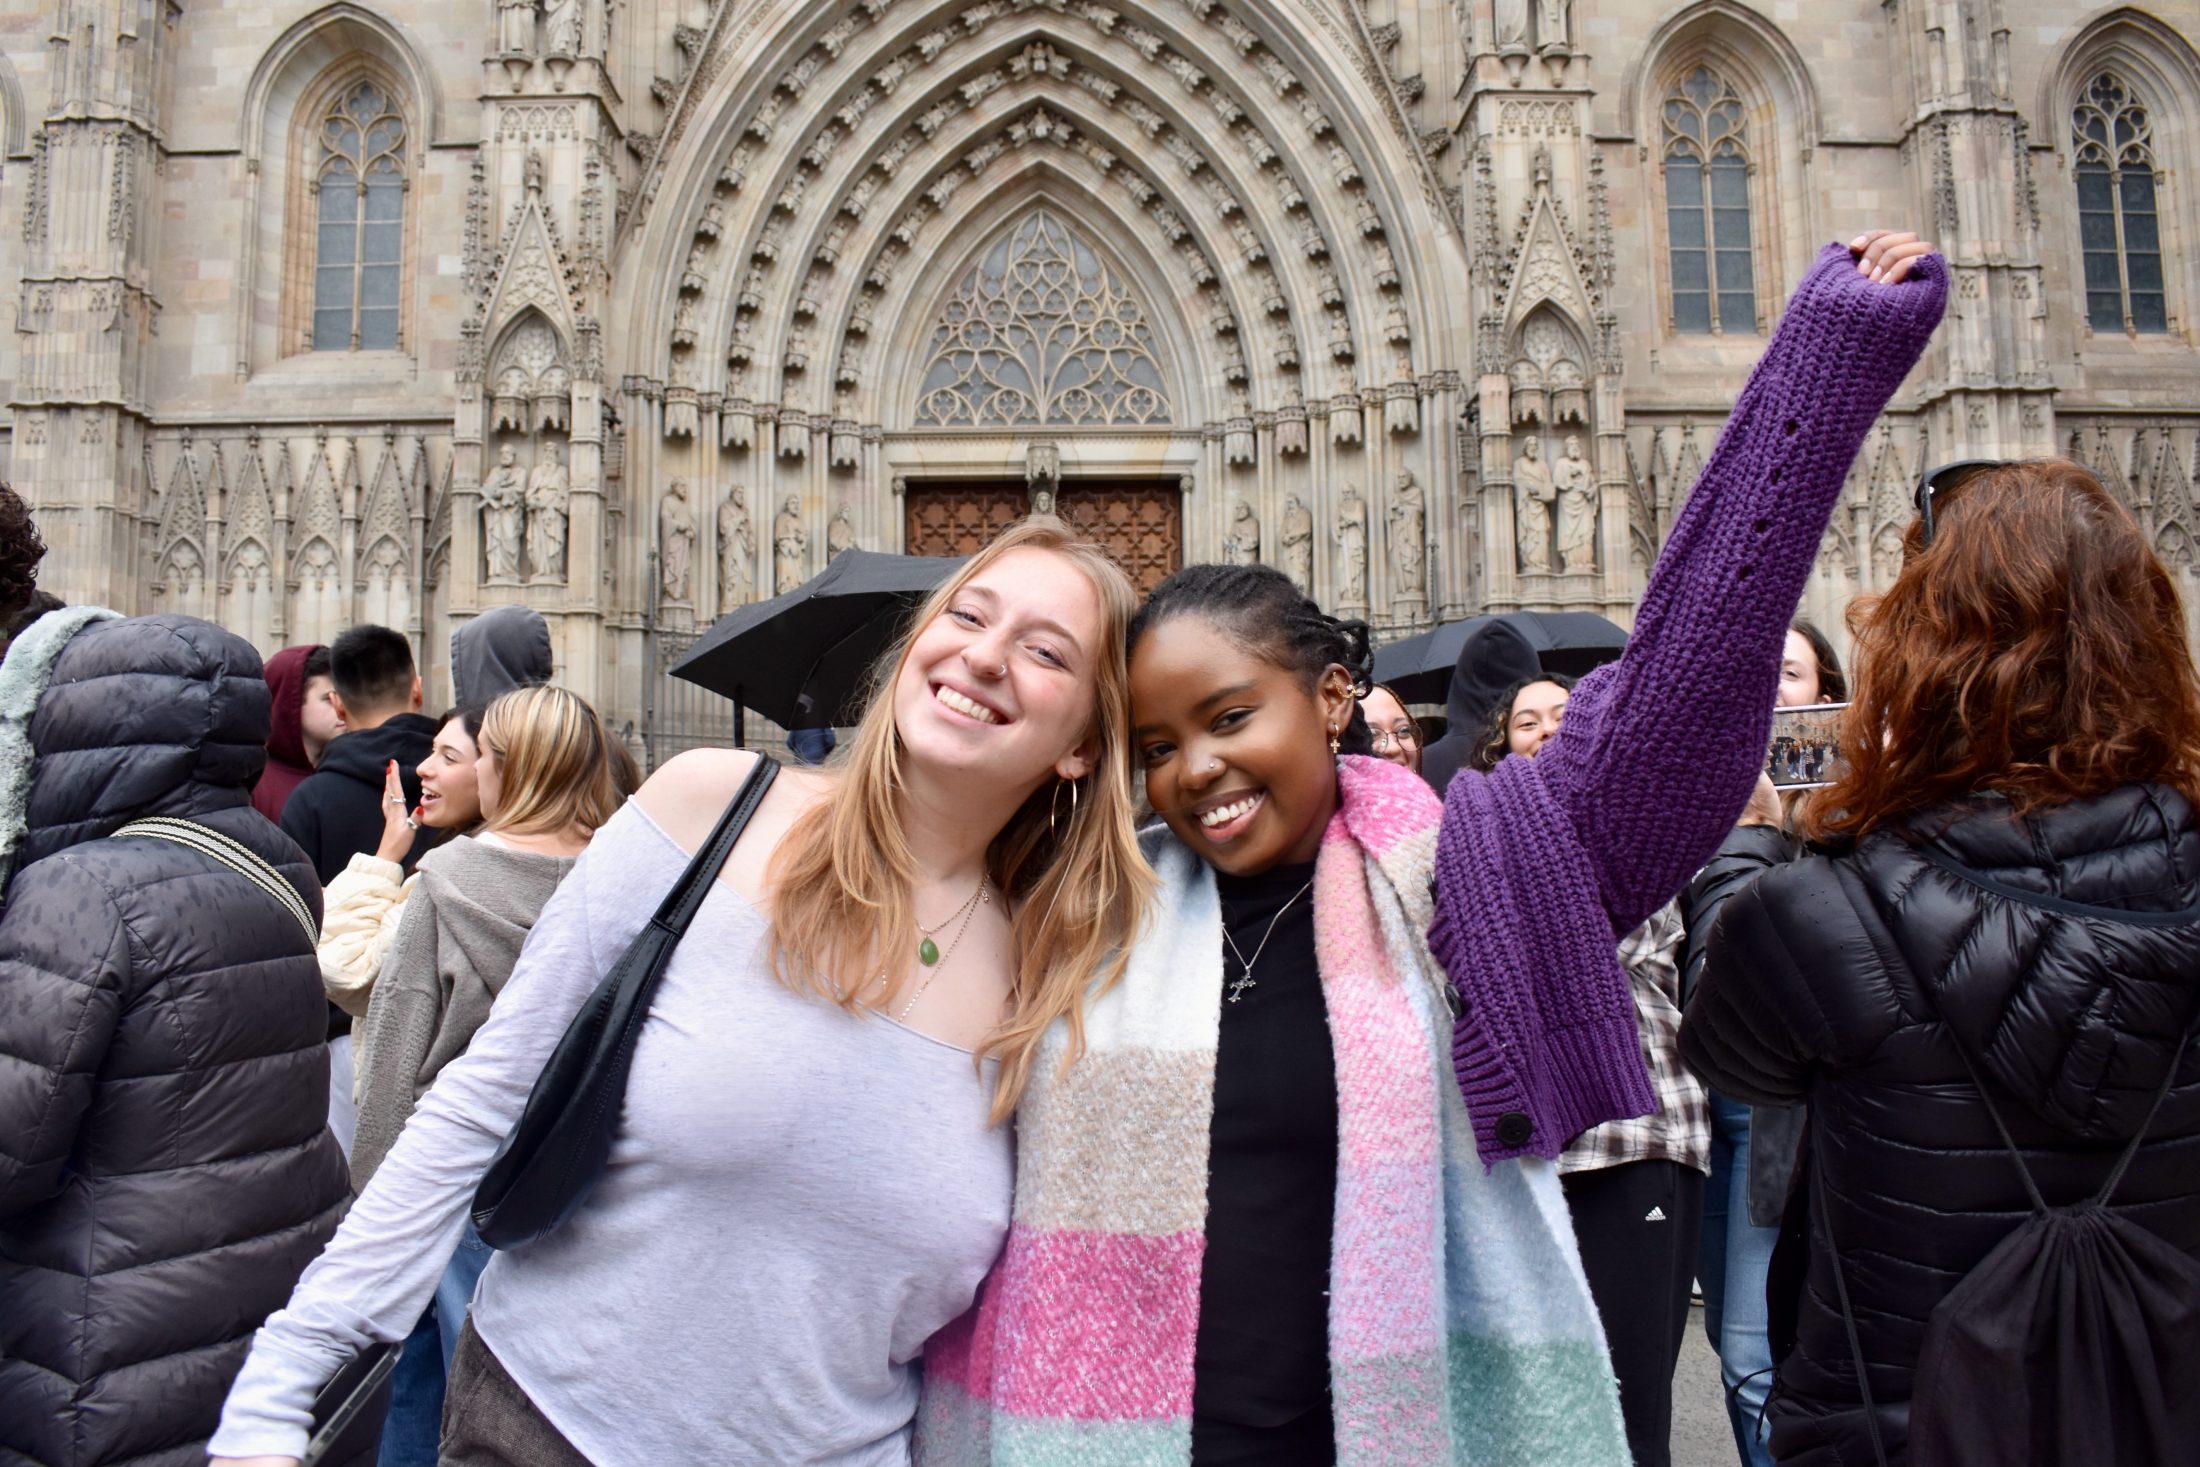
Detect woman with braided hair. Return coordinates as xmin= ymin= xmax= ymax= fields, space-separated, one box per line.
xmin=915 ymin=230 xmax=1947 ymax=1467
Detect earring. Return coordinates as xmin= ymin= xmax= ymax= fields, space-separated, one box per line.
xmin=1050 ymin=777 xmax=1079 ymax=837
xmin=1329 ymin=726 xmax=1341 ymax=757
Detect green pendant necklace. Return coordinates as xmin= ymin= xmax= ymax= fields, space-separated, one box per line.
xmin=916 ymin=877 xmax=988 ymax=966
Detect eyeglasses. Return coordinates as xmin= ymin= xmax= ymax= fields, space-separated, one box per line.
xmin=1912 ymin=459 xmax=2008 ymax=548
xmin=1369 ymin=726 xmax=1419 ymax=752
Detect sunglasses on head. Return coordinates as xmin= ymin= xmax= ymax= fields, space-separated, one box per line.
xmin=1912 ymin=459 xmax=2008 ymax=548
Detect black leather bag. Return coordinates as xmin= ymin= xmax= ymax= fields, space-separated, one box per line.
xmin=472 ymin=755 xmax=780 ymax=1249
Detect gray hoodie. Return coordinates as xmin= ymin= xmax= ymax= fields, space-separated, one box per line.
xmin=450 ymin=604 xmax=552 ymax=708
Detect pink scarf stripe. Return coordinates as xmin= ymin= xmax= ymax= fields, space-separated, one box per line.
xmin=989 ymin=1224 xmax=1206 ymax=1422
xmin=1331 ymin=1158 xmax=1448 ymax=1361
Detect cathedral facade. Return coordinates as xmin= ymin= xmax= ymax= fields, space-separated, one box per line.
xmin=6 ymin=0 xmax=2197 ymax=750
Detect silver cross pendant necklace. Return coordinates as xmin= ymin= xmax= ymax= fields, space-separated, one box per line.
xmin=1221 ymin=879 xmax=1314 ymax=1004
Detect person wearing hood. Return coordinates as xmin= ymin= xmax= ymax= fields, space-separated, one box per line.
xmin=1415 ymin=617 xmax=1543 ymax=795
xmin=253 ymin=644 xmax=341 ymax=823
xmin=450 ymin=602 xmax=552 ymax=708
xmin=1682 ymin=459 xmax=2200 ymax=1465
xmin=282 ymin=625 xmax=437 ymax=885
xmin=0 ymin=611 xmax=350 ymax=1467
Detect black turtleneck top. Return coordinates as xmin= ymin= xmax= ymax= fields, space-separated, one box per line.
xmin=1190 ymin=857 xmax=1338 ymax=1465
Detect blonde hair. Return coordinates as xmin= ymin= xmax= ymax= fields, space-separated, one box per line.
xmin=767 ymin=517 xmax=1153 ymax=1122
xmin=477 ymin=686 xmax=627 ymax=839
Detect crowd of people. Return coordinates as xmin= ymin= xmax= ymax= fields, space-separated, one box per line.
xmin=0 ymin=228 xmax=2194 ymax=1467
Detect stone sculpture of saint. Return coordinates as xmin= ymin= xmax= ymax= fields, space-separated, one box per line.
xmin=774 ymin=494 xmax=808 ymax=594
xmin=1224 ymin=496 xmax=1261 ymax=567
xmin=497 ymin=0 xmax=537 ymax=54
xmin=1335 ymin=487 xmax=1369 ymax=609
xmin=827 ymin=507 xmax=857 ymax=562
xmin=543 ymin=0 xmax=582 ymax=55
xmin=659 ymin=479 xmax=696 ymax=604
xmin=1513 ymin=437 xmax=1556 ymax=574
xmin=1280 ymin=495 xmax=1315 ymax=594
xmin=1537 ymin=0 xmax=1572 ymax=52
xmin=1494 ymin=0 xmax=1530 ymax=50
xmin=1554 ymin=434 xmax=1597 ymax=573
xmin=525 ymin=444 xmax=570 ymax=582
xmin=717 ymin=486 xmax=755 ymax=605
xmin=482 ymin=445 xmax=525 ymax=582
xmin=1390 ymin=468 xmax=1428 ymax=599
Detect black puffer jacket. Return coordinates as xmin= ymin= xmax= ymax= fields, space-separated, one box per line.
xmin=0 ymin=615 xmax=350 ymax=1467
xmin=1681 ymin=786 xmax=2200 ymax=1466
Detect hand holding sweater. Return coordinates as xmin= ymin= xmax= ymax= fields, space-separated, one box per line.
xmin=1430 ymin=235 xmax=1947 ymax=1162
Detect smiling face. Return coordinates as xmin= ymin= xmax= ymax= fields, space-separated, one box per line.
xmin=1359 ymin=685 xmax=1420 ymax=772
xmin=1506 ymin=679 xmax=1571 ymax=759
xmin=1132 ymin=616 xmax=1355 ymax=877
xmin=417 ymin=717 xmax=485 ymax=829
xmin=887 ymin=545 xmax=1107 ymax=793
xmin=1778 ymin=628 xmax=1824 ymax=708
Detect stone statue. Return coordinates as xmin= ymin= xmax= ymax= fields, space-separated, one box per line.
xmin=1335 ymin=487 xmax=1369 ymax=609
xmin=717 ymin=486 xmax=755 ymax=605
xmin=543 ymin=0 xmax=582 ymax=55
xmin=774 ymin=494 xmax=808 ymax=593
xmin=827 ymin=506 xmax=857 ymax=561
xmin=1224 ymin=495 xmax=1261 ymax=567
xmin=1390 ymin=468 xmax=1428 ymax=599
xmin=1495 ymin=0 xmax=1530 ymax=50
xmin=1280 ymin=495 xmax=1314 ymax=593
xmin=525 ymin=443 xmax=570 ymax=582
xmin=497 ymin=0 xmax=537 ymax=54
xmin=1537 ymin=0 xmax=1572 ymax=51
xmin=1554 ymin=434 xmax=1597 ymax=573
xmin=482 ymin=445 xmax=525 ymax=581
xmin=659 ymin=479 xmax=695 ymax=603
xmin=1513 ymin=437 xmax=1555 ymax=574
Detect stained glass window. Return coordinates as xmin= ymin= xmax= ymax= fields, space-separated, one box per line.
xmin=312 ymin=79 xmax=407 ymax=352
xmin=1662 ymin=67 xmax=1757 ymax=335
xmin=915 ymin=211 xmax=1172 ymax=427
xmin=2072 ymin=72 xmax=2166 ymax=334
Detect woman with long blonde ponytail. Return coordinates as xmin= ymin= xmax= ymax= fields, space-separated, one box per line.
xmin=214 ymin=518 xmax=1150 ymax=1467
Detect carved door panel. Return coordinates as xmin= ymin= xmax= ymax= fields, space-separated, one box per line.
xmin=904 ymin=480 xmax=1181 ymax=594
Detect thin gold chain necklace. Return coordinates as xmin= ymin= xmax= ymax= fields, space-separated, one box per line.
xmin=883 ymin=879 xmax=992 ymax=1020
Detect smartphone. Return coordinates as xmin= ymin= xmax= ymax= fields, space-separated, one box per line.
xmin=1767 ymin=702 xmax=1847 ymax=790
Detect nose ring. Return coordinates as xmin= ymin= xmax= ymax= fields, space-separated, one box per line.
xmin=995 ymin=661 xmax=1008 ymax=678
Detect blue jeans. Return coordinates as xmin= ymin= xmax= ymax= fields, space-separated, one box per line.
xmin=376 ymin=1224 xmax=495 ymax=1467
xmin=1700 ymin=1093 xmax=1779 ymax=1467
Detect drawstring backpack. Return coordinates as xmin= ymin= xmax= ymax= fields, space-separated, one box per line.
xmin=1815 ymin=1022 xmax=2199 ymax=1467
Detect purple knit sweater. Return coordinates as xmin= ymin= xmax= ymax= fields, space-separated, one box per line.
xmin=1430 ymin=242 xmax=1948 ymax=1164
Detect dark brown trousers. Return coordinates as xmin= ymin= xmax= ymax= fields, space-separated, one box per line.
xmin=439 ymin=1319 xmax=594 ymax=1467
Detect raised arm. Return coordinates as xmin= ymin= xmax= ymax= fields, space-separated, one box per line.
xmin=1518 ymin=235 xmax=1945 ymax=933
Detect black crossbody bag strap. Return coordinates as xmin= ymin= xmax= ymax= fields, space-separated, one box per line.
xmin=472 ymin=755 xmax=779 ymax=1249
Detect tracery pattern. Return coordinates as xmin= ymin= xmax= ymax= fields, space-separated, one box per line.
xmin=1661 ymin=66 xmax=1755 ymax=335
xmin=2072 ymin=71 xmax=2166 ymax=334
xmin=312 ymin=79 xmax=407 ymax=352
xmin=915 ymin=211 xmax=1172 ymax=428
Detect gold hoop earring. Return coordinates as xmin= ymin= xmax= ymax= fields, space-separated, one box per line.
xmin=1050 ymin=777 xmax=1079 ymax=837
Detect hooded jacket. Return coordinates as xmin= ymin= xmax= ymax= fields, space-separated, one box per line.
xmin=1416 ymin=618 xmax=1540 ymax=795
xmin=280 ymin=711 xmax=438 ymax=886
xmin=252 ymin=643 xmax=324 ymax=824
xmin=0 ymin=614 xmax=349 ymax=1467
xmin=450 ymin=604 xmax=552 ymax=708
xmin=1681 ymin=787 xmax=2200 ymax=1465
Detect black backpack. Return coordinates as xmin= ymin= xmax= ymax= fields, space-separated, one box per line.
xmin=1815 ymin=1025 xmax=2200 ymax=1467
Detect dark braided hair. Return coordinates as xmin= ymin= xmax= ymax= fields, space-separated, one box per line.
xmin=0 ymin=483 xmax=46 ymax=627
xmin=1127 ymin=562 xmax=1379 ymax=756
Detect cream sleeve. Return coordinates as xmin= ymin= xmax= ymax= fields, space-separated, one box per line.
xmin=317 ymin=853 xmax=418 ymax=1020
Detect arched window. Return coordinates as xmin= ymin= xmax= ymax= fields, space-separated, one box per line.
xmin=1662 ymin=66 xmax=1757 ymax=335
xmin=2072 ymin=71 xmax=2166 ymax=334
xmin=311 ymin=77 xmax=407 ymax=351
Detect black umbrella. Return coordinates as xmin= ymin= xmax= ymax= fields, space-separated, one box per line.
xmin=669 ymin=549 xmax=967 ymax=734
xmin=1373 ymin=610 xmax=1629 ymax=707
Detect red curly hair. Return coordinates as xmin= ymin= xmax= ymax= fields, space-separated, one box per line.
xmin=1806 ymin=458 xmax=2200 ymax=840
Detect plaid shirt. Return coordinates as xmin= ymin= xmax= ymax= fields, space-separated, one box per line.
xmin=1557 ymin=901 xmax=1712 ymax=1176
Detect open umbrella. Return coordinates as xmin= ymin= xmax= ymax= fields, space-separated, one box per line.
xmin=1373 ymin=610 xmax=1628 ymax=707
xmin=669 ymin=549 xmax=966 ymax=735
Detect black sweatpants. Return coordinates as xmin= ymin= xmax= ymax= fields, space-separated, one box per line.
xmin=1562 ymin=1158 xmax=1708 ymax=1467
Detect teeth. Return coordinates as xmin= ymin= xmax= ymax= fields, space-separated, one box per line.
xmin=1198 ymin=796 xmax=1259 ymax=828
xmin=935 ymin=685 xmax=1000 ymax=724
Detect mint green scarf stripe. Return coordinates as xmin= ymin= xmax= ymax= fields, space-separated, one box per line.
xmin=1446 ymin=1332 xmax=1630 ymax=1467
xmin=991 ymin=1414 xmax=1189 ymax=1467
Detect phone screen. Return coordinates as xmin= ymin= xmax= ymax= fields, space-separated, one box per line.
xmin=1767 ymin=702 xmax=1847 ymax=790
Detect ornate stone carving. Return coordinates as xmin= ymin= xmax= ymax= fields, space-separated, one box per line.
xmin=659 ymin=479 xmax=696 ymax=604
xmin=1513 ymin=436 xmax=1555 ymax=573
xmin=827 ymin=506 xmax=858 ymax=560
xmin=1335 ymin=487 xmax=1369 ymax=611
xmin=774 ymin=495 xmax=809 ymax=592
xmin=1553 ymin=434 xmax=1596 ymax=573
xmin=1280 ymin=495 xmax=1314 ymax=592
xmin=1390 ymin=469 xmax=1428 ymax=600
xmin=717 ymin=486 xmax=755 ymax=604
xmin=526 ymin=444 xmax=570 ymax=582
xmin=1224 ymin=494 xmax=1261 ymax=565
xmin=482 ymin=446 xmax=526 ymax=582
